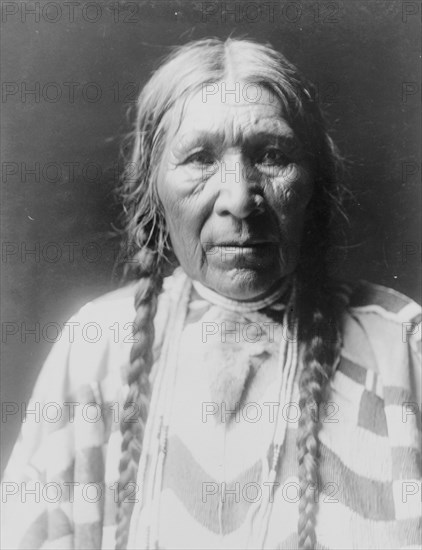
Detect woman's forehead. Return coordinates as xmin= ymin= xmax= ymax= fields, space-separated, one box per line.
xmin=171 ymin=82 xmax=295 ymax=147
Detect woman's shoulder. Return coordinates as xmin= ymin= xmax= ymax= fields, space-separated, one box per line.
xmin=346 ymin=280 xmax=421 ymax=322
xmin=71 ymin=266 xmax=186 ymax=329
xmin=37 ymin=268 xmax=187 ymax=398
xmin=337 ymin=279 xmax=421 ymax=404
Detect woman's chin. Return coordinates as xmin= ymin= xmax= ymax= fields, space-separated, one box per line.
xmin=205 ymin=267 xmax=286 ymax=302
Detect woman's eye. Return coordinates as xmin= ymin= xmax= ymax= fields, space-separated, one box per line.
xmin=256 ymin=148 xmax=290 ymax=167
xmin=185 ymin=150 xmax=216 ymax=166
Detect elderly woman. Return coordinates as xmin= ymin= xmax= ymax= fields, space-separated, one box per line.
xmin=2 ymin=38 xmax=421 ymax=550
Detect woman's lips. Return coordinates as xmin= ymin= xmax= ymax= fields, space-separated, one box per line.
xmin=205 ymin=242 xmax=277 ymax=266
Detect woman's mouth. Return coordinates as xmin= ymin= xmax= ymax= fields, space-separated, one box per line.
xmin=205 ymin=242 xmax=278 ymax=267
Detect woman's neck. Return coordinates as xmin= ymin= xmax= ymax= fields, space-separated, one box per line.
xmin=191 ymin=276 xmax=292 ymax=313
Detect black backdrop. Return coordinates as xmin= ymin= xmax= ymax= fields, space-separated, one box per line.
xmin=1 ymin=0 xmax=421 ymax=471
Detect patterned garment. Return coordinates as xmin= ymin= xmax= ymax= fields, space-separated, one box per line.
xmin=1 ymin=268 xmax=421 ymax=549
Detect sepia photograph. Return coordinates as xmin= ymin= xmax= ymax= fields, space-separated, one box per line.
xmin=1 ymin=1 xmax=421 ymax=548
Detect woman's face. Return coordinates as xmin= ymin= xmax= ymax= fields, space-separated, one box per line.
xmin=156 ymin=81 xmax=314 ymax=300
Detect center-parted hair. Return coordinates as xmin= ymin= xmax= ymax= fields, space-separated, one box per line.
xmin=116 ymin=37 xmax=345 ymax=550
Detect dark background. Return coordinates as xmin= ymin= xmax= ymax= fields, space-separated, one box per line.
xmin=1 ymin=0 xmax=421 ymax=472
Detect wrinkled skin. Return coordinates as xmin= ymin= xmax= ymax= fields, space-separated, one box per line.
xmin=157 ymin=82 xmax=314 ymax=301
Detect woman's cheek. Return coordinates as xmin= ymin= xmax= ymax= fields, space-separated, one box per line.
xmin=269 ymin=165 xmax=313 ymax=212
xmin=163 ymin=191 xmax=208 ymax=270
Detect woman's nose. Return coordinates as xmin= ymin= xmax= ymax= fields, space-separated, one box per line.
xmin=214 ymin=155 xmax=264 ymax=219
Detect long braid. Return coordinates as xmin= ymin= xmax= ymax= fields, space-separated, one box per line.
xmin=294 ymin=159 xmax=345 ymax=550
xmin=115 ymin=248 xmax=164 ymax=549
xmin=295 ymin=271 xmax=343 ymax=549
xmin=293 ymin=69 xmax=345 ymax=547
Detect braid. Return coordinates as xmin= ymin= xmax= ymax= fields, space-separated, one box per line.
xmin=293 ymin=68 xmax=345 ymax=547
xmin=115 ymin=248 xmax=164 ymax=550
xmin=296 ymin=277 xmax=343 ymax=549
